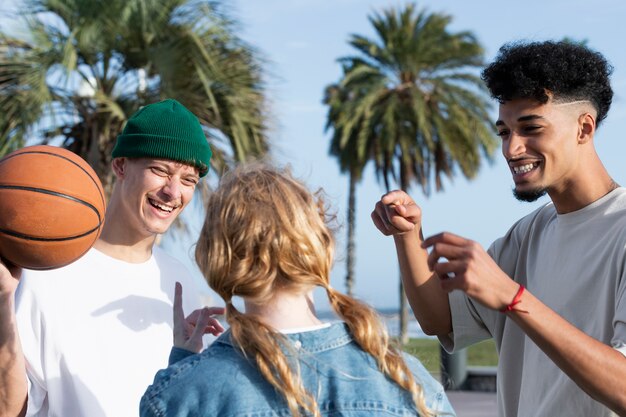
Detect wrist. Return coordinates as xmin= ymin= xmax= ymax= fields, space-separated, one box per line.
xmin=500 ymin=284 xmax=526 ymax=313
xmin=392 ymin=225 xmax=422 ymax=241
xmin=0 ymin=287 xmax=16 ymax=304
xmin=0 ymin=283 xmax=17 ymax=300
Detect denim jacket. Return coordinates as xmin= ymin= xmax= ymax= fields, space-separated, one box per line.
xmin=140 ymin=322 xmax=455 ymax=417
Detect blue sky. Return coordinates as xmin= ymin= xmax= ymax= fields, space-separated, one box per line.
xmin=3 ymin=0 xmax=626 ymax=309
xmin=196 ymin=0 xmax=626 ymax=309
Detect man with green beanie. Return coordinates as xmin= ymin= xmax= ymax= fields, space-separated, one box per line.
xmin=2 ymin=99 xmax=224 ymax=417
xmin=112 ymin=98 xmax=213 ymax=177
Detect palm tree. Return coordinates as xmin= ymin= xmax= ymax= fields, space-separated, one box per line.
xmin=324 ymin=75 xmax=383 ymax=297
xmin=325 ymin=3 xmax=497 ymax=344
xmin=325 ymin=84 xmax=360 ymax=297
xmin=0 ymin=0 xmax=269 ymax=194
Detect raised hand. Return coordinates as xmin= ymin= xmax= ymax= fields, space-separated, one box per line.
xmin=422 ymin=232 xmax=520 ymax=311
xmin=371 ymin=190 xmax=423 ymax=236
xmin=173 ymin=282 xmax=225 ymax=353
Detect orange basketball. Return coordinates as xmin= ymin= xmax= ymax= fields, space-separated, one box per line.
xmin=0 ymin=145 xmax=106 ymax=270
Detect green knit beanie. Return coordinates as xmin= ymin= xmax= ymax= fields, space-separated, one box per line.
xmin=112 ymin=99 xmax=212 ymax=177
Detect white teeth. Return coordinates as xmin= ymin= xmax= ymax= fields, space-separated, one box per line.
xmin=513 ymin=163 xmax=535 ymax=174
xmin=150 ymin=199 xmax=174 ymax=213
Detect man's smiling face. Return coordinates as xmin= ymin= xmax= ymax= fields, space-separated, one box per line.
xmin=496 ymin=98 xmax=590 ymax=202
xmin=117 ymin=158 xmax=199 ymax=237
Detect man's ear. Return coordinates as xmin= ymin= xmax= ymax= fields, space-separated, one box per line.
xmin=111 ymin=158 xmax=127 ymax=178
xmin=578 ymin=112 xmax=596 ymax=144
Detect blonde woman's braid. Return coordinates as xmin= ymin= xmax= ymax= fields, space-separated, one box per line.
xmin=325 ymin=285 xmax=436 ymax=417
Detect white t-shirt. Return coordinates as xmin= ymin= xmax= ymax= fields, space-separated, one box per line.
xmin=15 ymin=246 xmax=212 ymax=417
xmin=442 ymin=188 xmax=626 ymax=417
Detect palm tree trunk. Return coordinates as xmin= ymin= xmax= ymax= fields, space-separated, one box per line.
xmin=398 ymin=179 xmax=410 ymax=345
xmin=87 ymin=126 xmax=115 ymax=199
xmin=399 ymin=280 xmax=410 ymax=345
xmin=345 ymin=171 xmax=356 ymax=296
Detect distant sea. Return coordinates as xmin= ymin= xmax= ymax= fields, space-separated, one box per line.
xmin=317 ymin=308 xmax=435 ymax=339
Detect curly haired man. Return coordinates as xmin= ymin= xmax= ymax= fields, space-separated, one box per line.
xmin=372 ymin=41 xmax=626 ymax=416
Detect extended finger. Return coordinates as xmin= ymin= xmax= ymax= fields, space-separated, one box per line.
xmin=204 ymin=317 xmax=225 ymax=336
xmin=190 ymin=308 xmax=213 ymax=341
xmin=184 ymin=308 xmax=203 ymax=326
xmin=173 ymin=282 xmax=186 ymax=339
xmin=426 ymin=242 xmax=468 ymax=270
xmin=422 ymin=231 xmax=469 ymax=249
xmin=205 ymin=307 xmax=225 ymax=316
xmin=185 ymin=306 xmax=224 ymax=326
xmin=431 ymin=259 xmax=466 ymax=279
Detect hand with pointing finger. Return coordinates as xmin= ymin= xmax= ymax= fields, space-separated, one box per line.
xmin=173 ymin=282 xmax=225 ymax=353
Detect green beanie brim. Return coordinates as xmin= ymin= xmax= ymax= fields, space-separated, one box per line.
xmin=112 ymin=99 xmax=212 ymax=177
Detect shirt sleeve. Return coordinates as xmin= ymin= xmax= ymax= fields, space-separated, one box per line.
xmin=438 ymin=291 xmax=492 ymax=353
xmin=15 ymin=276 xmax=48 ymax=416
xmin=612 ymin=247 xmax=626 ymax=354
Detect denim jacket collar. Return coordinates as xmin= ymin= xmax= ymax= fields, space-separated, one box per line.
xmin=214 ymin=321 xmax=353 ymax=354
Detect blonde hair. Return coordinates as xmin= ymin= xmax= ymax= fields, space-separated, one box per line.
xmin=195 ymin=163 xmax=435 ymax=417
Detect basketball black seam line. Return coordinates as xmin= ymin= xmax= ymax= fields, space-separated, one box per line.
xmin=0 ymin=224 xmax=101 ymax=242
xmin=0 ymin=150 xmax=106 ymax=209
xmin=0 ymin=184 xmax=104 ymax=241
xmin=0 ymin=185 xmax=102 ymax=223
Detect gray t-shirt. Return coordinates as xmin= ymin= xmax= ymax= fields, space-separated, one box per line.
xmin=441 ymin=188 xmax=626 ymax=417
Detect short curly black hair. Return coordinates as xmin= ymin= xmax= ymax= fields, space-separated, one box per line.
xmin=481 ymin=40 xmax=614 ymax=125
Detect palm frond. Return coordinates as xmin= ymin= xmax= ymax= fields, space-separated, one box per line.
xmin=0 ymin=0 xmax=270 ymax=197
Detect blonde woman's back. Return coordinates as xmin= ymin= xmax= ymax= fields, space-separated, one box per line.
xmin=141 ymin=323 xmax=454 ymax=416
xmin=141 ymin=164 xmax=455 ymax=417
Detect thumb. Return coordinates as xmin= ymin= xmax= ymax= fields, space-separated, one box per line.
xmin=394 ymin=203 xmax=421 ymax=223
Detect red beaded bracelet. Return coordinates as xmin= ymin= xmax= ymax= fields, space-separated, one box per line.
xmin=500 ymin=284 xmax=525 ymax=313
